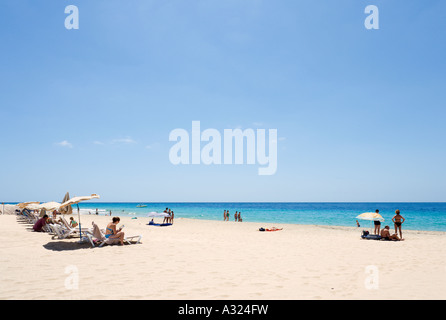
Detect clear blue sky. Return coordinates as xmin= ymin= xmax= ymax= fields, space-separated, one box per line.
xmin=1 ymin=0 xmax=445 ymax=202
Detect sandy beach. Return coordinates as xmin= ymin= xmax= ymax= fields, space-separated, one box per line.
xmin=0 ymin=214 xmax=445 ymax=300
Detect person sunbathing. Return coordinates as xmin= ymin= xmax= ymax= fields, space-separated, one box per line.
xmin=105 ymin=217 xmax=125 ymax=245
xmin=69 ymin=217 xmax=78 ymax=228
xmin=380 ymin=226 xmax=401 ymax=241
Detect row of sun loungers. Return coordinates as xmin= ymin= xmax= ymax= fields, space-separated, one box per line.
xmin=16 ymin=210 xmax=142 ymax=247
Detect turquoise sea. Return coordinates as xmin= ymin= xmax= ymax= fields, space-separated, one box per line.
xmin=73 ymin=202 xmax=446 ymax=232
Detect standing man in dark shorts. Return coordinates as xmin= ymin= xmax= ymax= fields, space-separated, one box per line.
xmin=374 ymin=209 xmax=381 ymax=235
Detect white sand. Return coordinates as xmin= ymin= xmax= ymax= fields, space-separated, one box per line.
xmin=0 ymin=214 xmax=445 ymax=300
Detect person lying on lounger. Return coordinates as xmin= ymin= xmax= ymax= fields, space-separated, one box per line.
xmin=380 ymin=226 xmax=401 ymax=241
xmin=69 ymin=217 xmax=78 ymax=228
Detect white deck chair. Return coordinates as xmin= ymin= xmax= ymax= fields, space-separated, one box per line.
xmin=50 ymin=223 xmax=78 ymax=239
xmin=59 ymin=216 xmax=90 ymax=235
xmin=86 ymin=222 xmax=142 ymax=247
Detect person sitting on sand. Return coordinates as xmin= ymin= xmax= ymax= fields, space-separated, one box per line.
xmin=33 ymin=214 xmax=49 ymax=232
xmin=392 ymin=209 xmax=405 ymax=239
xmin=105 ymin=217 xmax=125 ymax=245
xmin=69 ymin=217 xmax=78 ymax=228
xmin=380 ymin=226 xmax=401 ymax=241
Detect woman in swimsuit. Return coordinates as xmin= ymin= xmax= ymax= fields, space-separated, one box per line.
xmin=69 ymin=217 xmax=78 ymax=228
xmin=392 ymin=209 xmax=405 ymax=239
xmin=105 ymin=217 xmax=125 ymax=245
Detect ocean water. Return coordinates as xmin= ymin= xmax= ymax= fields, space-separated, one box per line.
xmin=74 ymin=202 xmax=446 ymax=232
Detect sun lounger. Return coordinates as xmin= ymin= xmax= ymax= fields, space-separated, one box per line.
xmin=17 ymin=210 xmax=38 ymax=224
xmin=59 ymin=216 xmax=90 ymax=234
xmin=85 ymin=222 xmax=142 ymax=247
xmin=50 ymin=223 xmax=78 ymax=239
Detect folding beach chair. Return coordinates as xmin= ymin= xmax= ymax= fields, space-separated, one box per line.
xmin=50 ymin=223 xmax=78 ymax=239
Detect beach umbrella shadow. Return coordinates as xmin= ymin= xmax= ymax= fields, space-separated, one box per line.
xmin=43 ymin=241 xmax=91 ymax=252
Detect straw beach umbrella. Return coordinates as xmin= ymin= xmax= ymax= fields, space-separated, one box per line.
xmin=356 ymin=212 xmax=384 ymax=231
xmin=17 ymin=202 xmax=40 ymax=209
xmin=26 ymin=202 xmax=61 ymax=211
xmin=60 ymin=194 xmax=100 ymax=209
xmin=59 ymin=194 xmax=100 ymax=241
xmin=59 ymin=192 xmax=72 ymax=215
xmin=356 ymin=212 xmax=384 ymax=222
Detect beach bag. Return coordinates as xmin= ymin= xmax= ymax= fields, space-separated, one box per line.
xmin=362 ymin=230 xmax=369 ymax=236
xmin=259 ymin=228 xmax=265 ymax=232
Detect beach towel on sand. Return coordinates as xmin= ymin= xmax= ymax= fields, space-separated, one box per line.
xmin=259 ymin=227 xmax=282 ymax=232
xmin=147 ymin=222 xmax=172 ymax=227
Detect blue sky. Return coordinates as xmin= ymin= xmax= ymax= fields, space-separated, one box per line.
xmin=1 ymin=0 xmax=445 ymax=202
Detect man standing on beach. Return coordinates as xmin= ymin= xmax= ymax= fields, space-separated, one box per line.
xmin=374 ymin=209 xmax=381 ymax=235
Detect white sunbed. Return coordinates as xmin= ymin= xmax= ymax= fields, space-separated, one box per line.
xmin=49 ymin=223 xmax=78 ymax=239
xmin=85 ymin=222 xmax=142 ymax=247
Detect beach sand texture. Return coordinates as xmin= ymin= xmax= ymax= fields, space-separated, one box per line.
xmin=0 ymin=214 xmax=445 ymax=300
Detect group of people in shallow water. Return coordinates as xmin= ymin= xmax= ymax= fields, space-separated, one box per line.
xmin=223 ymin=210 xmax=242 ymax=222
